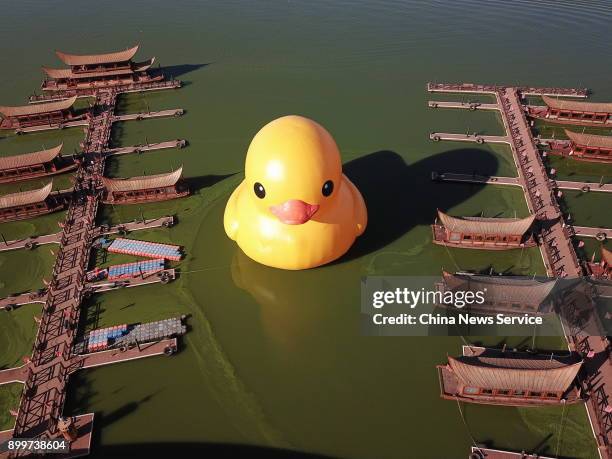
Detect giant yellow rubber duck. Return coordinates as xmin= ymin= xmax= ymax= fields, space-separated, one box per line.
xmin=224 ymin=115 xmax=367 ymax=270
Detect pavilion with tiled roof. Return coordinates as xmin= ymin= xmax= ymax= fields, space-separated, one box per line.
xmin=42 ymin=45 xmax=162 ymax=92
xmin=564 ymin=129 xmax=612 ymax=163
xmin=0 ymin=144 xmax=78 ymax=184
xmin=101 ymin=167 xmax=188 ymax=204
xmin=0 ymin=182 xmax=65 ymax=222
xmin=540 ymin=95 xmax=612 ymax=124
xmin=437 ymin=348 xmax=583 ymax=406
xmin=432 ymin=210 xmax=536 ymax=250
xmin=0 ymin=96 xmax=80 ymax=130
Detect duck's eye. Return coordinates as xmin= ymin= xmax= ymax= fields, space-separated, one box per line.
xmin=322 ymin=180 xmax=334 ymax=197
xmin=254 ymin=182 xmax=266 ymax=199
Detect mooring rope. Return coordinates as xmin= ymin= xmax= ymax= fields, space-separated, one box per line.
xmin=442 ymin=242 xmax=461 ymax=271
xmin=554 ymin=401 xmax=568 ymax=458
xmin=455 ymin=398 xmax=481 ymax=451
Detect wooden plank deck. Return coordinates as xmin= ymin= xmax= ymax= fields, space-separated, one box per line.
xmin=0 ymin=216 xmax=174 ymax=253
xmin=113 ymin=108 xmax=184 ymax=122
xmin=433 ymin=172 xmax=612 ymax=193
xmin=103 ymin=139 xmax=186 ymax=157
xmin=429 ymin=132 xmax=511 ymax=145
xmin=0 ymin=365 xmax=29 ymax=386
xmin=0 ymin=291 xmax=46 ymax=310
xmin=574 ymin=226 xmax=611 ymax=239
xmin=16 ymin=119 xmax=89 ymax=134
xmin=427 ymin=82 xmax=588 ymax=98
xmin=87 ymin=269 xmax=176 ymax=293
xmin=0 ymin=233 xmax=62 ymax=252
xmin=428 ymin=100 xmax=500 ymax=111
xmin=78 ymin=338 xmax=177 ymax=370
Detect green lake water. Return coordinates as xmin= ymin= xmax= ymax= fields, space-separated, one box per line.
xmin=1 ymin=1 xmax=611 ymax=458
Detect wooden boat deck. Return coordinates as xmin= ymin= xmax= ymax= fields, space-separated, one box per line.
xmin=431 ymin=224 xmax=536 ymax=250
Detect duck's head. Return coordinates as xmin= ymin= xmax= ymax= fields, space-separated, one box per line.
xmin=245 ymin=115 xmax=342 ymax=225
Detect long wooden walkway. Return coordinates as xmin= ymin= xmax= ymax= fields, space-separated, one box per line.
xmin=0 ymin=216 xmax=174 ymax=253
xmin=433 ymin=172 xmax=612 ymax=193
xmin=0 ymin=80 xmax=186 ymax=458
xmin=428 ymin=100 xmax=500 ymax=111
xmin=430 ymin=132 xmax=510 ymax=145
xmin=429 ymin=82 xmax=612 ymax=458
xmin=103 ymin=139 xmax=186 ymax=157
xmin=427 ymin=82 xmax=588 ymax=98
xmin=113 ymin=108 xmax=184 ymax=122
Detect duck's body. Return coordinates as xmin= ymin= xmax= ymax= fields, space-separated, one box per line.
xmin=224 ymin=116 xmax=367 ymax=270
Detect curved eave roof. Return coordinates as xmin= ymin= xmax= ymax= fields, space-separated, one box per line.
xmin=103 ymin=166 xmax=183 ymax=192
xmin=543 ymin=95 xmax=612 ymax=114
xmin=0 ymin=144 xmax=63 ymax=171
xmin=442 ymin=272 xmax=557 ymax=307
xmin=0 ymin=182 xmax=53 ymax=209
xmin=438 ymin=210 xmax=535 ymax=236
xmin=565 ymin=130 xmax=612 ymax=150
xmin=0 ymin=96 xmax=77 ymax=118
xmin=56 ymin=45 xmax=139 ymax=66
xmin=448 ymin=355 xmax=582 ymax=392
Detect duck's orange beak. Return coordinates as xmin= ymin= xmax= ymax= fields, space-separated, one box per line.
xmin=270 ymin=200 xmax=319 ymax=225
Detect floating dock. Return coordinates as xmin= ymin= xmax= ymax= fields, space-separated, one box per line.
xmin=429 ymin=81 xmax=611 ymax=458
xmin=0 ymin=61 xmax=188 ymax=458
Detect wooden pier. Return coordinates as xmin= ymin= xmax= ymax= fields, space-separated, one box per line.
xmin=429 ymin=82 xmax=612 ymax=458
xmin=0 ymin=291 xmax=46 ymax=311
xmin=433 ymin=172 xmax=612 ymax=193
xmin=0 ymin=75 xmax=187 ymax=458
xmin=0 ymin=216 xmax=174 ymax=253
xmin=28 ymin=79 xmax=181 ymax=103
xmin=87 ymin=268 xmax=176 ymax=293
xmin=78 ymin=338 xmax=177 ymax=370
xmin=103 ymin=139 xmax=186 ymax=157
xmin=427 ymin=82 xmax=588 ymax=98
xmin=113 ymin=108 xmax=183 ymax=122
xmin=430 ymin=132 xmax=511 ymax=145
xmin=573 ymin=226 xmax=611 ymax=239
xmin=429 ymin=100 xmax=500 ymax=111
